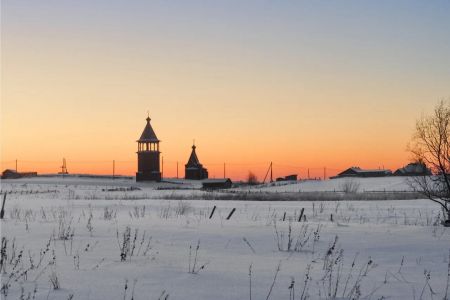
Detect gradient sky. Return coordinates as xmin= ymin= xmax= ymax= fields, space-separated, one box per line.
xmin=2 ymin=0 xmax=450 ymax=180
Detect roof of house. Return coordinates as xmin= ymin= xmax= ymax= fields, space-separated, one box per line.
xmin=137 ymin=117 xmax=159 ymax=143
xmin=395 ymin=162 xmax=431 ymax=175
xmin=202 ymin=178 xmax=232 ymax=184
xmin=340 ymin=167 xmax=392 ymax=174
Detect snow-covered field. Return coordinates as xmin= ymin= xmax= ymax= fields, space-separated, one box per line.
xmin=236 ymin=176 xmax=414 ymax=193
xmin=1 ymin=177 xmax=449 ymax=299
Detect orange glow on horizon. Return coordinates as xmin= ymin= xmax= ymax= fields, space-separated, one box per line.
xmin=1 ymin=132 xmax=411 ymax=181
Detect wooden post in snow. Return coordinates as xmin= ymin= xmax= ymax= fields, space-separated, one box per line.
xmin=0 ymin=193 xmax=6 ymax=219
xmin=209 ymin=206 xmax=217 ymax=219
xmin=298 ymin=208 xmax=305 ymax=222
xmin=226 ymin=208 xmax=236 ymax=220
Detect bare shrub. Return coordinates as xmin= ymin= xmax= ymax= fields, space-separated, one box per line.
xmin=86 ymin=212 xmax=94 ymax=236
xmin=274 ymin=222 xmax=320 ymax=252
xmin=49 ymin=270 xmax=60 ymax=290
xmin=175 ymin=201 xmax=191 ymax=216
xmin=56 ymin=215 xmax=74 ymax=241
xmin=130 ymin=205 xmax=146 ymax=218
xmin=117 ymin=226 xmax=152 ymax=262
xmin=0 ymin=237 xmax=6 ymax=273
xmin=320 ymin=237 xmax=377 ymax=299
xmin=340 ymin=179 xmax=361 ymax=193
xmin=104 ymin=206 xmax=116 ymax=220
xmin=188 ymin=240 xmax=208 ymax=274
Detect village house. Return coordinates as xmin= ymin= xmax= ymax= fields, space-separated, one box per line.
xmin=276 ymin=174 xmax=298 ymax=181
xmin=333 ymin=167 xmax=392 ymax=178
xmin=394 ymin=162 xmax=432 ymax=176
xmin=1 ymin=169 xmax=37 ymax=179
xmin=202 ymin=178 xmax=232 ymax=190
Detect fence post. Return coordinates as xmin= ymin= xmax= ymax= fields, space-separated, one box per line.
xmin=209 ymin=206 xmax=217 ymax=219
xmin=0 ymin=193 xmax=6 ymax=219
xmin=298 ymin=208 xmax=304 ymax=222
xmin=226 ymin=208 xmax=236 ymax=220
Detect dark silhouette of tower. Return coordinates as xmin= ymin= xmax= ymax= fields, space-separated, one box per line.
xmin=185 ymin=143 xmax=208 ymax=180
xmin=136 ymin=116 xmax=161 ymax=181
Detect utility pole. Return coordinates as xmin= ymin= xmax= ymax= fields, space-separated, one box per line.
xmin=324 ymin=167 xmax=326 ymax=180
xmin=263 ymin=162 xmax=273 ymax=184
xmin=270 ymin=162 xmax=273 ymax=183
xmin=15 ymin=159 xmax=17 ymax=172
xmin=113 ymin=160 xmax=115 ymax=179
xmin=307 ymin=168 xmax=310 ymax=180
xmin=176 ymin=161 xmax=179 ymax=179
xmin=223 ymin=163 xmax=226 ymax=178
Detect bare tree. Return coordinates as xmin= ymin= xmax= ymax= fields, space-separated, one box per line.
xmin=409 ymin=100 xmax=450 ymax=224
xmin=247 ymin=172 xmax=259 ymax=185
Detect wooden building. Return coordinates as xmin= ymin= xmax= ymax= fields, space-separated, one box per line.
xmin=185 ymin=144 xmax=208 ymax=180
xmin=1 ymin=169 xmax=37 ymax=179
xmin=276 ymin=174 xmax=298 ymax=181
xmin=202 ymin=178 xmax=232 ymax=190
xmin=394 ymin=162 xmax=432 ymax=176
xmin=136 ymin=116 xmax=161 ymax=182
xmin=333 ymin=167 xmax=392 ymax=178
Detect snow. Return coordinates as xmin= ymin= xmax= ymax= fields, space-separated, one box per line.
xmin=238 ymin=176 xmax=414 ymax=193
xmin=1 ymin=177 xmax=449 ymax=299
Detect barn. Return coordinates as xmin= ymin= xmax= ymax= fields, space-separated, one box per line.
xmin=202 ymin=178 xmax=232 ymax=190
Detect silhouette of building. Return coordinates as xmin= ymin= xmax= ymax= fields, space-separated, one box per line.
xmin=1 ymin=169 xmax=37 ymax=179
xmin=276 ymin=174 xmax=298 ymax=181
xmin=333 ymin=167 xmax=392 ymax=178
xmin=394 ymin=162 xmax=432 ymax=176
xmin=136 ymin=116 xmax=161 ymax=182
xmin=202 ymin=178 xmax=232 ymax=189
xmin=185 ymin=144 xmax=208 ymax=180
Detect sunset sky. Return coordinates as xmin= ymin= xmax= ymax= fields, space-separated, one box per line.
xmin=2 ymin=1 xmax=450 ymax=180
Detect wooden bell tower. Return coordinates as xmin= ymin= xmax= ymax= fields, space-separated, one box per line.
xmin=136 ymin=115 xmax=161 ymax=181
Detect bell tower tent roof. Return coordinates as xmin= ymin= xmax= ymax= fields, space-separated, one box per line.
xmin=137 ymin=116 xmax=160 ymax=143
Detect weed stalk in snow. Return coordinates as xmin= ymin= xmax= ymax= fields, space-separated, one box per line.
xmin=249 ymin=263 xmax=252 ymax=300
xmin=445 ymin=249 xmax=450 ymax=300
xmin=265 ymin=261 xmax=281 ymax=300
xmin=188 ymin=240 xmax=208 ymax=274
